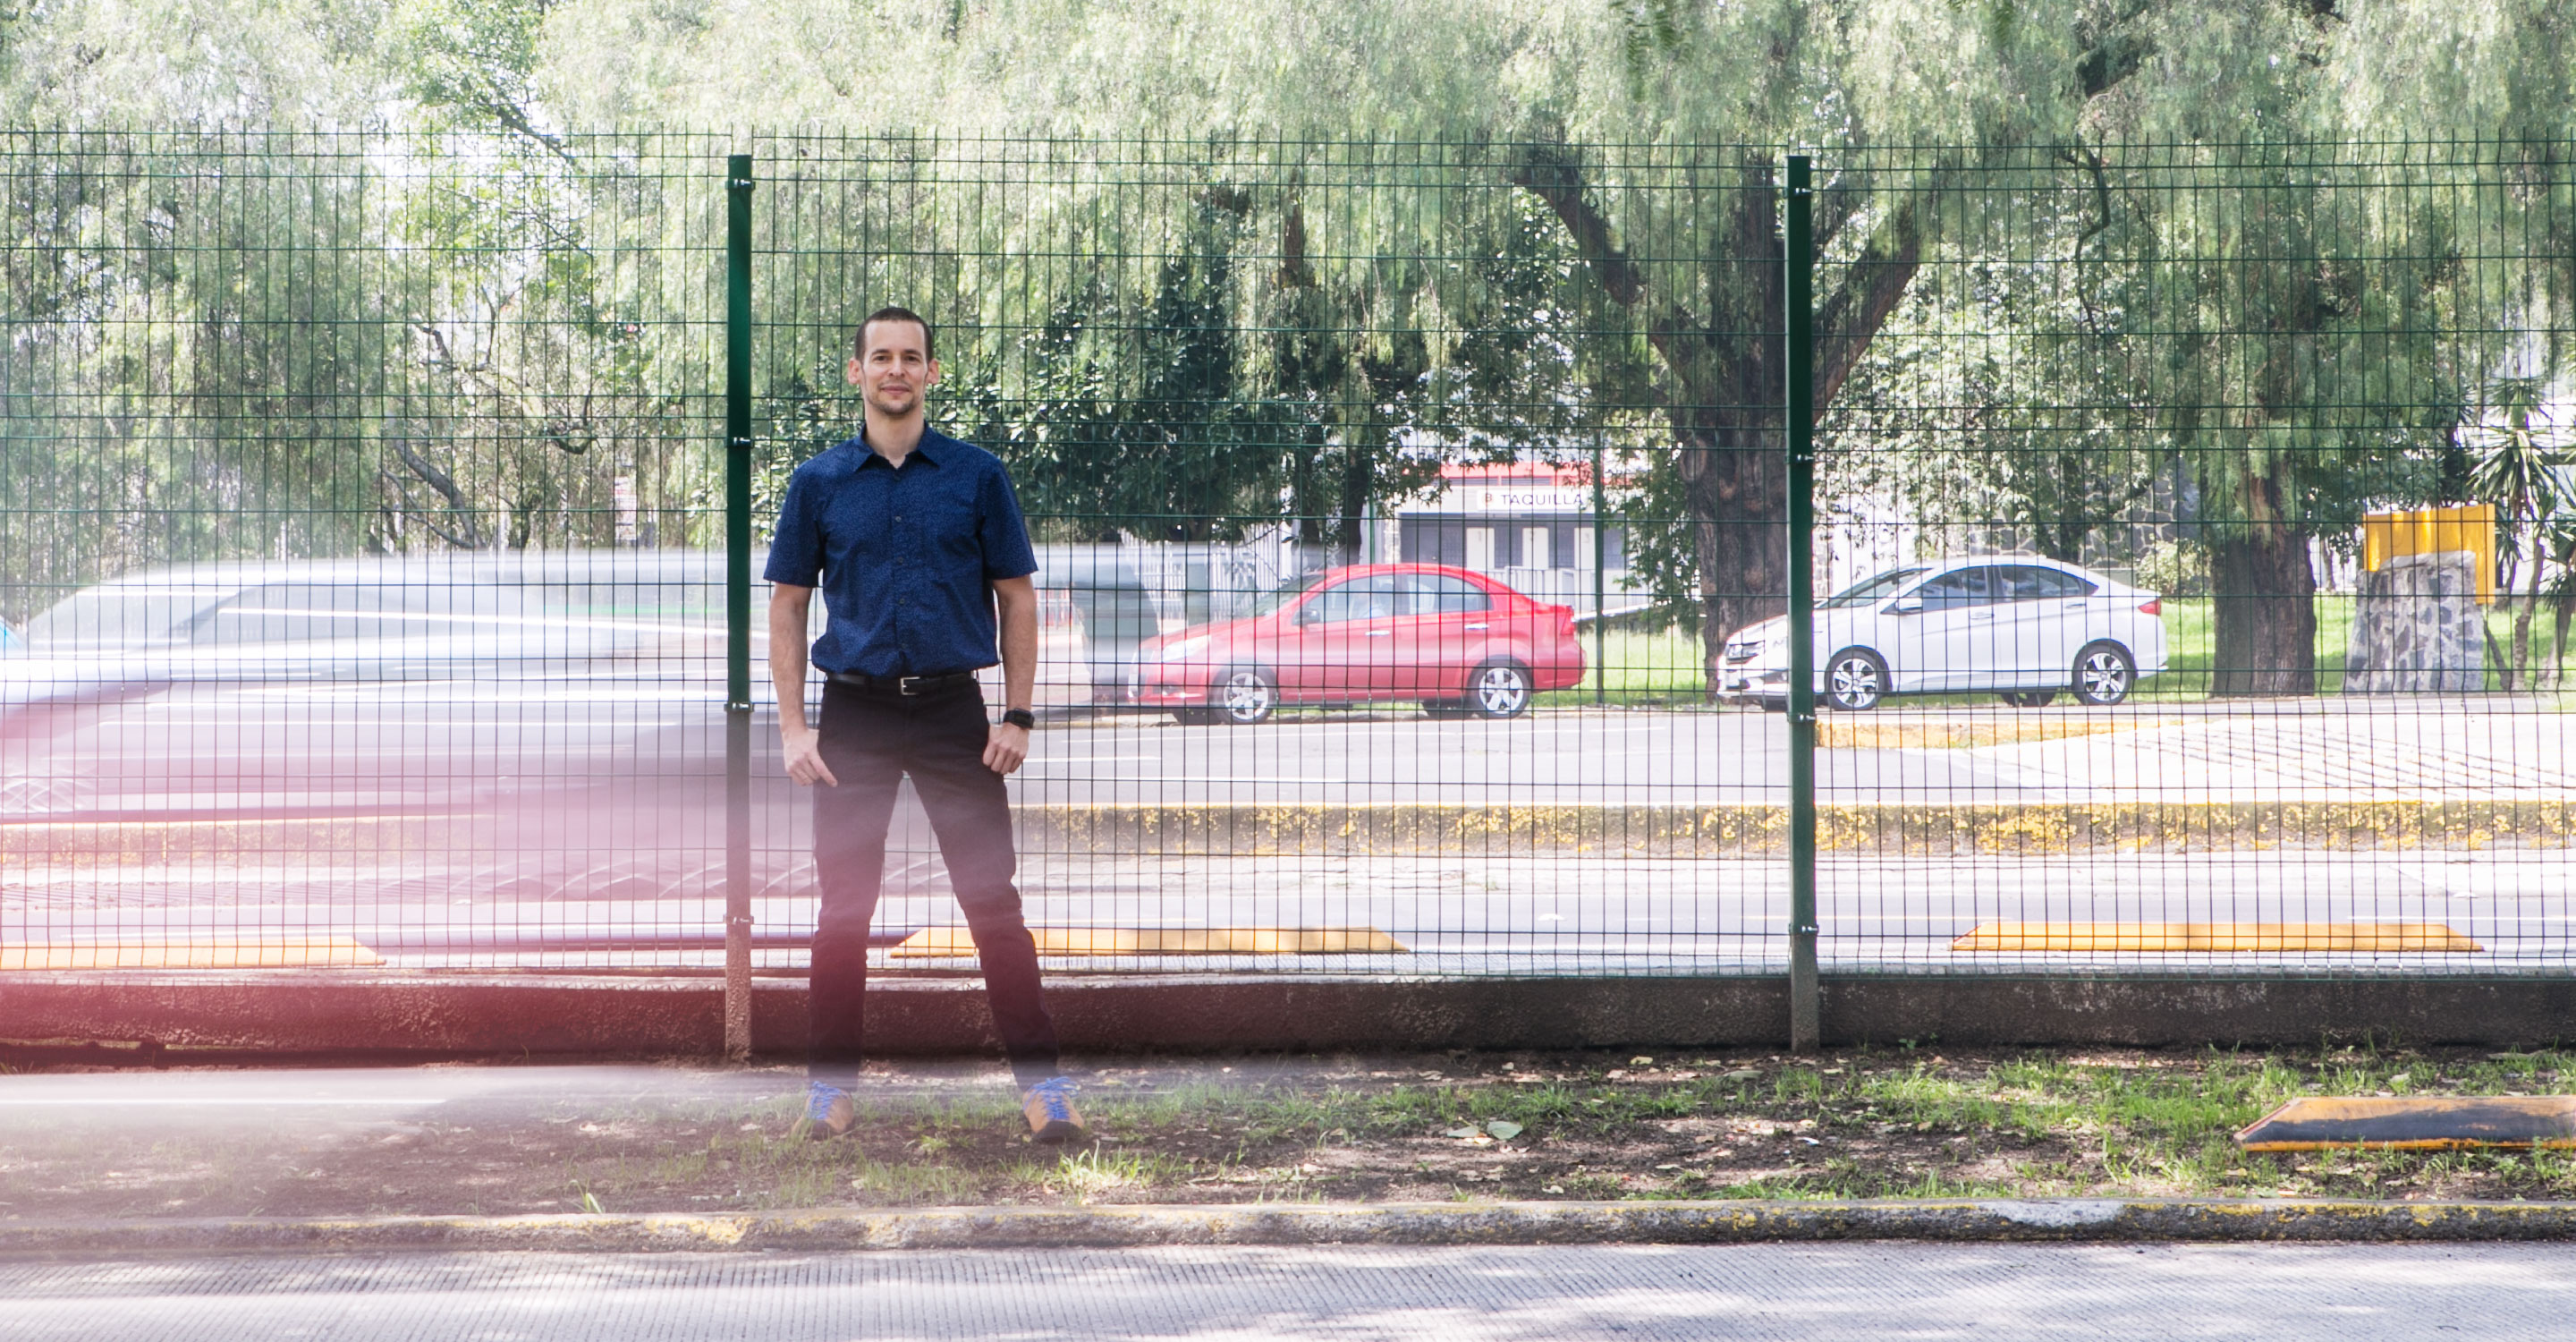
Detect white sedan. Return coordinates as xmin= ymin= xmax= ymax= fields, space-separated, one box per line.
xmin=1718 ymin=556 xmax=2168 ymax=710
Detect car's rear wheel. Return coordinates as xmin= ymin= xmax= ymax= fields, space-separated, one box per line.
xmin=1466 ymin=659 xmax=1532 ymax=719
xmin=2000 ymin=690 xmax=2058 ymax=708
xmin=1215 ymin=667 xmax=1278 ymax=725
xmin=2071 ymin=642 xmax=2135 ymax=707
xmin=1826 ymin=649 xmax=1887 ymax=712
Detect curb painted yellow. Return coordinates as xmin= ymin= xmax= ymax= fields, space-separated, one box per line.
xmin=9 ymin=802 xmax=2576 ymax=862
xmin=888 ymin=926 xmax=1407 ymax=956
xmin=1952 ymin=922 xmax=2482 ymax=953
xmin=1013 ymin=801 xmax=2576 ymax=857
xmin=0 ymin=938 xmax=382 ymax=970
xmin=0 ymin=817 xmax=456 ymax=862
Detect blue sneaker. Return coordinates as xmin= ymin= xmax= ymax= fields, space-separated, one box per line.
xmin=1020 ymin=1076 xmax=1087 ymax=1144
xmin=803 ymin=1081 xmax=855 ymax=1142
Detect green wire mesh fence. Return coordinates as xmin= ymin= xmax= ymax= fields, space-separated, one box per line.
xmin=2 ymin=131 xmax=2569 ymax=980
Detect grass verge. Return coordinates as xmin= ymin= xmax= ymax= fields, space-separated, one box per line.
xmin=9 ymin=1046 xmax=2576 ymax=1219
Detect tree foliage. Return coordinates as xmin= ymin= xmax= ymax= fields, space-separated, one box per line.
xmin=3 ymin=0 xmax=2570 ymax=695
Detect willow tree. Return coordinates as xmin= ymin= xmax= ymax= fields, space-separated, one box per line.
xmin=2055 ymin=0 xmax=2572 ymax=693
xmin=541 ymin=0 xmax=2165 ymax=665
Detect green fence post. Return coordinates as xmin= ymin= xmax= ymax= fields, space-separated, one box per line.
xmin=724 ymin=152 xmax=756 ymax=1061
xmin=1784 ymin=155 xmax=1820 ymax=1053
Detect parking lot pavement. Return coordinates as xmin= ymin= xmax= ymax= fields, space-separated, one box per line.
xmin=1 ymin=1242 xmax=2563 ymax=1339
xmin=8 ymin=688 xmax=2572 ymax=974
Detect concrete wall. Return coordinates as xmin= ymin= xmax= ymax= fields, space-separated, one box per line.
xmin=7 ymin=972 xmax=2573 ymax=1058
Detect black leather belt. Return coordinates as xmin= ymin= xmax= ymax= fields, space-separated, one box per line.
xmin=825 ymin=669 xmax=978 ymax=695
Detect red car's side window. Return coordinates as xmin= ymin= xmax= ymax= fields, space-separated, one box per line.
xmin=1403 ymin=573 xmax=1490 ymax=616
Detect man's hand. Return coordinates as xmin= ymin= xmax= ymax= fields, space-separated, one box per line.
xmin=769 ymin=583 xmax=835 ymax=786
xmin=784 ymin=725 xmax=839 ymax=787
xmin=983 ymin=722 xmax=1030 ymax=776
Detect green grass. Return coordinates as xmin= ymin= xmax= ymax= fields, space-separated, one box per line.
xmin=1542 ymin=626 xmax=1710 ymax=706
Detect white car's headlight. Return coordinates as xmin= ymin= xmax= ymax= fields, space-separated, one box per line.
xmin=1154 ymin=635 xmax=1211 ymax=662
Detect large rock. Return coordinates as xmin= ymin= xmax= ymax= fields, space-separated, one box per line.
xmin=2343 ymin=550 xmax=2482 ymax=693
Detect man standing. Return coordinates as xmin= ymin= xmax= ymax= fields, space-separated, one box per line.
xmin=765 ymin=306 xmax=1084 ymax=1145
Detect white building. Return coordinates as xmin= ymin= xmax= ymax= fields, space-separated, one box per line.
xmin=1380 ymin=463 xmax=1641 ymax=617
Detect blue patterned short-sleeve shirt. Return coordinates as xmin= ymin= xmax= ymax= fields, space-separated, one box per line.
xmin=763 ymin=428 xmax=1038 ymax=677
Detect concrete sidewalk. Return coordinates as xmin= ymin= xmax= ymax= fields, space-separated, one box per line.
xmin=8 ymin=1243 xmax=2571 ymax=1340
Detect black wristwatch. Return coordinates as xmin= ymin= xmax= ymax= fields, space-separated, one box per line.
xmin=1002 ymin=708 xmax=1036 ymax=731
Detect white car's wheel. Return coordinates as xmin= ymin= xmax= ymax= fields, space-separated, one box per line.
xmin=1826 ymin=649 xmax=1886 ymax=712
xmin=1216 ymin=667 xmax=1278 ymax=725
xmin=2072 ymin=642 xmax=2135 ymax=707
xmin=1467 ymin=659 xmax=1532 ymax=719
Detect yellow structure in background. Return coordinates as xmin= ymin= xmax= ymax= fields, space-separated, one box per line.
xmin=2361 ymin=503 xmax=2496 ymax=604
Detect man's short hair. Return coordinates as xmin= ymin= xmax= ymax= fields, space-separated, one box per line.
xmin=854 ymin=306 xmax=935 ymax=361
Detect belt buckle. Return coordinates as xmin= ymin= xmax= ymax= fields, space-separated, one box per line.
xmin=897 ymin=675 xmax=925 ymax=695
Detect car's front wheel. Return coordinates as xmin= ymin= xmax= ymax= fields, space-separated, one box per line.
xmin=1215 ymin=667 xmax=1278 ymax=725
xmin=1466 ymin=659 xmax=1533 ymax=719
xmin=1825 ymin=649 xmax=1887 ymax=712
xmin=2071 ymin=642 xmax=2135 ymax=707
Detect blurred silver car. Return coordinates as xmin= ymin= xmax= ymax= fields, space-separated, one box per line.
xmin=0 ymin=553 xmax=717 ymax=712
xmin=1719 ymin=555 xmax=2169 ymax=710
xmin=3 ymin=546 xmax=1165 ymax=716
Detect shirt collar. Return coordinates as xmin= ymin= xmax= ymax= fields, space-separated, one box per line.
xmin=852 ymin=426 xmax=945 ymax=470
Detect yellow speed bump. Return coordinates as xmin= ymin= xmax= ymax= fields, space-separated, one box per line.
xmin=889 ymin=927 xmax=1407 ymax=957
xmin=2236 ymin=1096 xmax=2576 ymax=1151
xmin=1950 ymin=922 xmax=2480 ymax=953
xmin=0 ymin=938 xmax=384 ymax=970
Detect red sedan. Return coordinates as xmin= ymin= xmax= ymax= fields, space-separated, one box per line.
xmin=1132 ymin=564 xmax=1585 ymax=725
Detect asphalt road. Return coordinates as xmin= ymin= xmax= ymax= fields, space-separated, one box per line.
xmin=10 ymin=680 xmax=2574 ymax=815
xmin=6 ymin=682 xmax=2572 ymax=973
xmin=1 ymin=1243 xmax=2561 ymax=1339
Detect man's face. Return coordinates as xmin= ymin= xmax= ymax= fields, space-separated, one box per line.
xmin=846 ymin=320 xmax=939 ymax=417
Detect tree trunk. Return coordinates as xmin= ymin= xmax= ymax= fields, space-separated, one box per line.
xmin=1335 ymin=444 xmax=1376 ymax=565
xmin=2509 ymin=537 xmax=2544 ymax=691
xmin=2207 ymin=522 xmax=2317 ymax=697
xmin=2551 ymin=601 xmax=2572 ymax=692
xmin=1679 ymin=422 xmax=1788 ymax=686
xmin=2549 ymin=533 xmax=2576 ymax=691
